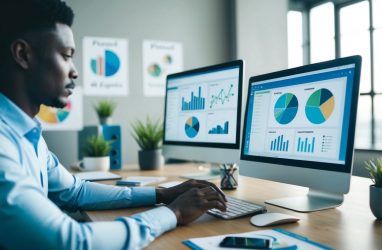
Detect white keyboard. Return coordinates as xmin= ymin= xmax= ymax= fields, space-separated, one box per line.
xmin=208 ymin=196 xmax=266 ymax=219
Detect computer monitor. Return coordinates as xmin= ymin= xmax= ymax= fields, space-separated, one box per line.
xmin=163 ymin=60 xmax=243 ymax=168
xmin=240 ymin=56 xmax=361 ymax=212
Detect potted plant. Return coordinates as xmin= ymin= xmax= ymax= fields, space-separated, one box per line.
xmin=94 ymin=100 xmax=116 ymax=125
xmin=131 ymin=117 xmax=164 ymax=170
xmin=81 ymin=135 xmax=111 ymax=172
xmin=365 ymin=158 xmax=382 ymax=220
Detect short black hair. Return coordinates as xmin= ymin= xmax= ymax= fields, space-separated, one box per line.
xmin=0 ymin=0 xmax=74 ymax=59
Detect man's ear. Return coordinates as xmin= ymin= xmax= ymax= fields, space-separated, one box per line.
xmin=10 ymin=39 xmax=33 ymax=70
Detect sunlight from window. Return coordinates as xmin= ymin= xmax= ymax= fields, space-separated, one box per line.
xmin=373 ymin=0 xmax=382 ymax=93
xmin=355 ymin=95 xmax=372 ymax=148
xmin=287 ymin=11 xmax=303 ymax=68
xmin=373 ymin=0 xmax=382 ymax=28
xmin=375 ymin=96 xmax=382 ymax=148
xmin=310 ymin=3 xmax=335 ymax=63
xmin=340 ymin=1 xmax=371 ymax=93
xmin=374 ymin=30 xmax=382 ymax=93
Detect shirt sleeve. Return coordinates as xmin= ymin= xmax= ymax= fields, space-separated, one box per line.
xmin=46 ymin=151 xmax=156 ymax=211
xmin=0 ymin=135 xmax=177 ymax=250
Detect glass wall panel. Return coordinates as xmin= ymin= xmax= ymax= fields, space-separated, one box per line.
xmin=340 ymin=1 xmax=371 ymax=93
xmin=375 ymin=95 xmax=382 ymax=149
xmin=355 ymin=96 xmax=372 ymax=148
xmin=288 ymin=11 xmax=303 ymax=68
xmin=310 ymin=3 xmax=335 ymax=63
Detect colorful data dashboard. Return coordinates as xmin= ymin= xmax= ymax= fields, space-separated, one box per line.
xmin=244 ymin=65 xmax=356 ymax=164
xmin=164 ymin=66 xmax=240 ymax=144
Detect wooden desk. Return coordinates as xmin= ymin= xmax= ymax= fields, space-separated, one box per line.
xmin=83 ymin=164 xmax=382 ymax=250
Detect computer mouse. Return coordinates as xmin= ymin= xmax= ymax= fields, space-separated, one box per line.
xmin=250 ymin=212 xmax=299 ymax=227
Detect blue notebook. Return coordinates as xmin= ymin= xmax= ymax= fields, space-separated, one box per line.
xmin=183 ymin=228 xmax=333 ymax=250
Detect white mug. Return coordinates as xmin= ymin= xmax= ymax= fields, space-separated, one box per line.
xmin=79 ymin=156 xmax=110 ymax=172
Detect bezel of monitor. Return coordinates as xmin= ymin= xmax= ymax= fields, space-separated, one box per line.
xmin=163 ymin=60 xmax=244 ymax=150
xmin=240 ymin=55 xmax=361 ymax=173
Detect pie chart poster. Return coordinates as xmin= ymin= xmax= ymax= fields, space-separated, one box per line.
xmin=37 ymin=87 xmax=83 ymax=131
xmin=143 ymin=40 xmax=183 ymax=97
xmin=83 ymin=37 xmax=128 ymax=96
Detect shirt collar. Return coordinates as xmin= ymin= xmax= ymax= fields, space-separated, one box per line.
xmin=0 ymin=92 xmax=41 ymax=138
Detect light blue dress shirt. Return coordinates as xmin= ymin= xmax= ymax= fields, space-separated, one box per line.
xmin=0 ymin=93 xmax=177 ymax=250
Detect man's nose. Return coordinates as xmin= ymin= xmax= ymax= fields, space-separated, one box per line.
xmin=70 ymin=63 xmax=78 ymax=79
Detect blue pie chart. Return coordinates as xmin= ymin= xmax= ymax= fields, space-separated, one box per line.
xmin=274 ymin=93 xmax=299 ymax=125
xmin=185 ymin=116 xmax=199 ymax=138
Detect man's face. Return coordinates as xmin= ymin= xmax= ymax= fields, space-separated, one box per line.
xmin=27 ymin=23 xmax=78 ymax=109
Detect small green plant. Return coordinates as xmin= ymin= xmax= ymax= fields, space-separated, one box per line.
xmin=365 ymin=158 xmax=382 ymax=187
xmin=131 ymin=117 xmax=163 ymax=150
xmin=94 ymin=100 xmax=116 ymax=118
xmin=83 ymin=136 xmax=111 ymax=157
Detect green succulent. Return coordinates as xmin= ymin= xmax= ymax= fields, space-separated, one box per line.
xmin=365 ymin=158 xmax=382 ymax=187
xmin=83 ymin=136 xmax=111 ymax=157
xmin=94 ymin=100 xmax=116 ymax=118
xmin=131 ymin=117 xmax=163 ymax=150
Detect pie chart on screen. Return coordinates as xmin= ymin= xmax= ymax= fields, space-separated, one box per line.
xmin=274 ymin=93 xmax=298 ymax=125
xmin=185 ymin=116 xmax=199 ymax=138
xmin=305 ymin=88 xmax=335 ymax=124
xmin=37 ymin=102 xmax=71 ymax=124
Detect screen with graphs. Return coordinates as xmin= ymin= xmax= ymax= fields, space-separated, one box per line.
xmin=164 ymin=66 xmax=240 ymax=144
xmin=243 ymin=64 xmax=356 ymax=164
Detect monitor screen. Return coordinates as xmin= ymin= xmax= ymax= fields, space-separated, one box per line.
xmin=242 ymin=57 xmax=360 ymax=173
xmin=164 ymin=60 xmax=243 ymax=149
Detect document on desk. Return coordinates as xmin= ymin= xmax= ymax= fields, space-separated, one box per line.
xmin=74 ymin=171 xmax=122 ymax=181
xmin=183 ymin=228 xmax=333 ymax=250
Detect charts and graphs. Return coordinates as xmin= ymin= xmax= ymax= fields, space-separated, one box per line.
xmin=270 ymin=134 xmax=289 ymax=152
xmin=37 ymin=102 xmax=71 ymax=124
xmin=274 ymin=93 xmax=298 ymax=125
xmin=297 ymin=137 xmax=315 ymax=153
xmin=91 ymin=50 xmax=120 ymax=77
xmin=185 ymin=116 xmax=200 ymax=138
xmin=208 ymin=121 xmax=229 ymax=134
xmin=209 ymin=84 xmax=235 ymax=108
xmin=147 ymin=63 xmax=161 ymax=77
xmin=305 ymin=88 xmax=335 ymax=124
xmin=181 ymin=87 xmax=206 ymax=111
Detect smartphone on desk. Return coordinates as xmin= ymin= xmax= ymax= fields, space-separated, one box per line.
xmin=219 ymin=236 xmax=271 ymax=249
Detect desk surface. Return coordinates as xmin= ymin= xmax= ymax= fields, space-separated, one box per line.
xmin=83 ymin=164 xmax=382 ymax=250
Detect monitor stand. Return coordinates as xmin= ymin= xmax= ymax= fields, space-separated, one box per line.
xmin=265 ymin=189 xmax=344 ymax=212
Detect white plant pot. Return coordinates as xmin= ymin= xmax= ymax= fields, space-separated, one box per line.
xmin=81 ymin=156 xmax=110 ymax=172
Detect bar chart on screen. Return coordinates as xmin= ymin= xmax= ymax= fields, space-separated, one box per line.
xmin=181 ymin=86 xmax=206 ymax=111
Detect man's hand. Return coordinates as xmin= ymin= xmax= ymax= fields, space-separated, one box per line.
xmin=167 ymin=186 xmax=227 ymax=225
xmin=156 ymin=179 xmax=227 ymax=204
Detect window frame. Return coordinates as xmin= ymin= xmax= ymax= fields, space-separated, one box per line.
xmin=289 ymin=0 xmax=381 ymax=150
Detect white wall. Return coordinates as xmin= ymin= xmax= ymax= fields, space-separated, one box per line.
xmin=43 ymin=0 xmax=234 ymax=167
xmin=235 ymin=0 xmax=288 ymax=93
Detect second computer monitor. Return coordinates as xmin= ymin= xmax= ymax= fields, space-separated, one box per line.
xmin=240 ymin=56 xmax=361 ymax=212
xmin=163 ymin=60 xmax=243 ymax=164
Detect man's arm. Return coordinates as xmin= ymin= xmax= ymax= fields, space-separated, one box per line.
xmin=46 ymin=149 xmax=157 ymax=211
xmin=0 ymin=137 xmax=176 ymax=250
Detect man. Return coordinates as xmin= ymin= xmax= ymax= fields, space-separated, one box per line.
xmin=0 ymin=0 xmax=227 ymax=249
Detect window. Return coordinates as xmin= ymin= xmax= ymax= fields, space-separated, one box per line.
xmin=340 ymin=1 xmax=371 ymax=93
xmin=287 ymin=11 xmax=304 ymax=68
xmin=310 ymin=3 xmax=335 ymax=63
xmin=289 ymin=0 xmax=382 ymax=150
xmin=374 ymin=0 xmax=382 ymax=93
